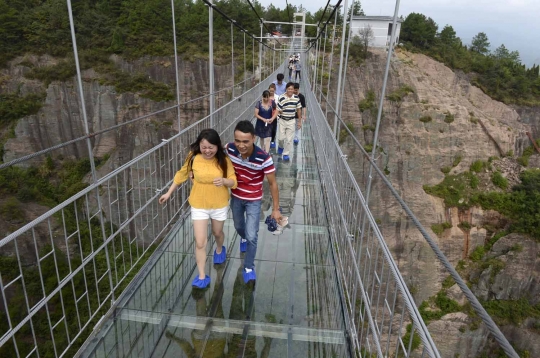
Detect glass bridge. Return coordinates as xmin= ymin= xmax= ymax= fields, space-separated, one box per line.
xmin=0 ymin=1 xmax=520 ymax=356
xmin=81 ymin=124 xmax=349 ymax=358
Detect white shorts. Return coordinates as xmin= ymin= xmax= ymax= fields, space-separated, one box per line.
xmin=191 ymin=206 xmax=228 ymax=221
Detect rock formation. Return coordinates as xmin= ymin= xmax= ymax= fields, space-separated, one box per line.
xmin=337 ymin=48 xmax=539 ymax=356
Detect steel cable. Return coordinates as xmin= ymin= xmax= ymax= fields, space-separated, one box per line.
xmin=325 ymin=92 xmax=519 ymax=358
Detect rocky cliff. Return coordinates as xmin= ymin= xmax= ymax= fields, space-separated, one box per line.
xmin=337 ymin=48 xmax=539 ymax=356
xmin=1 ymin=55 xmax=237 ymax=169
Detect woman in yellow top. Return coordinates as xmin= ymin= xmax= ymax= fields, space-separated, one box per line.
xmin=159 ymin=129 xmax=237 ymax=288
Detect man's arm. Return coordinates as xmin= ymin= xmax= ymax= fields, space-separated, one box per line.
xmin=265 ymin=172 xmax=281 ymax=221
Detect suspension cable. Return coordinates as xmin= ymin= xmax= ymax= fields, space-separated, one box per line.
xmin=201 ymin=0 xmax=272 ymax=50
xmin=316 ymin=0 xmax=331 ymax=28
xmin=307 ymin=0 xmax=342 ymax=49
xmin=245 ymin=0 xmax=283 ymax=47
xmin=285 ymin=0 xmax=292 ymax=24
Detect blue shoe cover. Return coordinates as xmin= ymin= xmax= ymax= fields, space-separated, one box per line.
xmin=293 ymin=137 xmax=299 ymax=145
xmin=192 ymin=275 xmax=210 ymax=288
xmin=278 ymin=147 xmax=284 ymax=155
xmin=270 ymin=142 xmax=276 ymax=149
xmin=214 ymin=247 xmax=226 ymax=264
xmin=283 ymin=155 xmax=290 ymax=161
xmin=243 ymin=268 xmax=256 ymax=283
xmin=240 ymin=238 xmax=247 ymax=252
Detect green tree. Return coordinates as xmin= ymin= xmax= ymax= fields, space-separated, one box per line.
xmin=439 ymin=25 xmax=458 ymax=46
xmin=401 ymin=12 xmax=438 ymax=49
xmin=471 ymin=32 xmax=490 ymax=54
xmin=348 ymin=1 xmax=365 ymax=18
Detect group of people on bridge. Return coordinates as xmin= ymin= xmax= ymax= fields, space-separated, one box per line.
xmin=159 ymin=71 xmax=306 ymax=290
xmin=288 ymin=54 xmax=302 ymax=82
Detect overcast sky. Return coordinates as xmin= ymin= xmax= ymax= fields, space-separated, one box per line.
xmin=259 ymin=0 xmax=540 ymax=67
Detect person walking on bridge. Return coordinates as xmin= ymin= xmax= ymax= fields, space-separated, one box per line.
xmin=254 ymin=90 xmax=277 ymax=153
xmin=159 ymin=129 xmax=237 ymax=289
xmin=272 ymin=73 xmax=287 ymax=96
xmin=293 ymin=83 xmax=306 ymax=145
xmin=294 ymin=60 xmax=302 ymax=82
xmin=268 ymin=83 xmax=278 ymax=150
xmin=271 ymin=75 xmax=286 ymax=150
xmin=226 ymin=120 xmax=282 ymax=283
xmin=276 ymin=82 xmax=302 ymax=161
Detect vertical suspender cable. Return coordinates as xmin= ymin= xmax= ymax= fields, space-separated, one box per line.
xmin=231 ymin=22 xmax=235 ymax=98
xmin=171 ymin=0 xmax=181 ymax=132
xmin=319 ymin=29 xmax=327 ymax=102
xmin=312 ymin=29 xmax=320 ymax=91
xmin=326 ymin=13 xmax=338 ymax=118
xmin=333 ymin=0 xmax=349 ymax=137
xmin=339 ymin=1 xmax=356 ymax=119
xmin=259 ymin=21 xmax=263 ymax=82
xmin=273 ymin=42 xmax=275 ymax=73
xmin=66 ymin=0 xmax=115 ymax=302
xmin=244 ymin=31 xmax=247 ymax=93
xmin=252 ymin=38 xmax=255 ymax=76
xmin=364 ymin=0 xmax=401 ymax=201
xmin=209 ymin=0 xmax=215 ymax=126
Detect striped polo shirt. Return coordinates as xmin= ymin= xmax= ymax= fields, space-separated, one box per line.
xmin=277 ymin=93 xmax=302 ymax=120
xmin=225 ymin=143 xmax=275 ymax=201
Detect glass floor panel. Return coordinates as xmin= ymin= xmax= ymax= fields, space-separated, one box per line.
xmin=81 ymin=123 xmax=350 ymax=358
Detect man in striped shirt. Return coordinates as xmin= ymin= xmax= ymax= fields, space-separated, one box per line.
xmin=226 ymin=120 xmax=282 ymax=283
xmin=276 ymin=82 xmax=302 ymax=161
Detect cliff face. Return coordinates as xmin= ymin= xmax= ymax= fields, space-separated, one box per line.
xmin=338 ymin=49 xmax=539 ymax=356
xmin=340 ymin=49 xmax=529 ymax=297
xmin=1 ymin=55 xmax=236 ymax=169
xmin=0 ymin=55 xmax=237 ymax=258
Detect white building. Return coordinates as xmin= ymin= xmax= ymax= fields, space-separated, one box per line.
xmin=350 ymin=16 xmax=403 ymax=48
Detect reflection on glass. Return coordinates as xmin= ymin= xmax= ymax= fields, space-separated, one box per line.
xmin=165 ymin=264 xmax=274 ymax=357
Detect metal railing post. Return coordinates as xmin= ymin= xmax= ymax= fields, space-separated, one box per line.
xmin=231 ymin=22 xmax=235 ymax=98
xmin=66 ymin=0 xmax=115 ymax=303
xmin=209 ymin=0 xmax=215 ymax=126
xmin=364 ymin=0 xmax=400 ymax=201
xmin=333 ymin=0 xmax=349 ymax=137
xmin=171 ymin=0 xmax=181 ymax=132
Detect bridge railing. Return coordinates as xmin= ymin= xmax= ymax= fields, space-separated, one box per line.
xmin=305 ymin=35 xmax=519 ymax=356
xmin=0 ymin=63 xmax=283 ymax=358
xmin=305 ymin=80 xmax=440 ymax=357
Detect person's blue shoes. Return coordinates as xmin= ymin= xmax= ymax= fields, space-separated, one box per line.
xmin=278 ymin=147 xmax=284 ymax=155
xmin=283 ymin=155 xmax=290 ymax=161
xmin=192 ymin=275 xmax=210 ymax=288
xmin=270 ymin=142 xmax=276 ymax=149
xmin=240 ymin=238 xmax=247 ymax=252
xmin=293 ymin=137 xmax=299 ymax=145
xmin=243 ymin=268 xmax=256 ymax=283
xmin=214 ymin=247 xmax=226 ymax=264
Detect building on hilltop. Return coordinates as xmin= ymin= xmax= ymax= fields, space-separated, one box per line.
xmin=350 ymin=16 xmax=403 ymax=48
